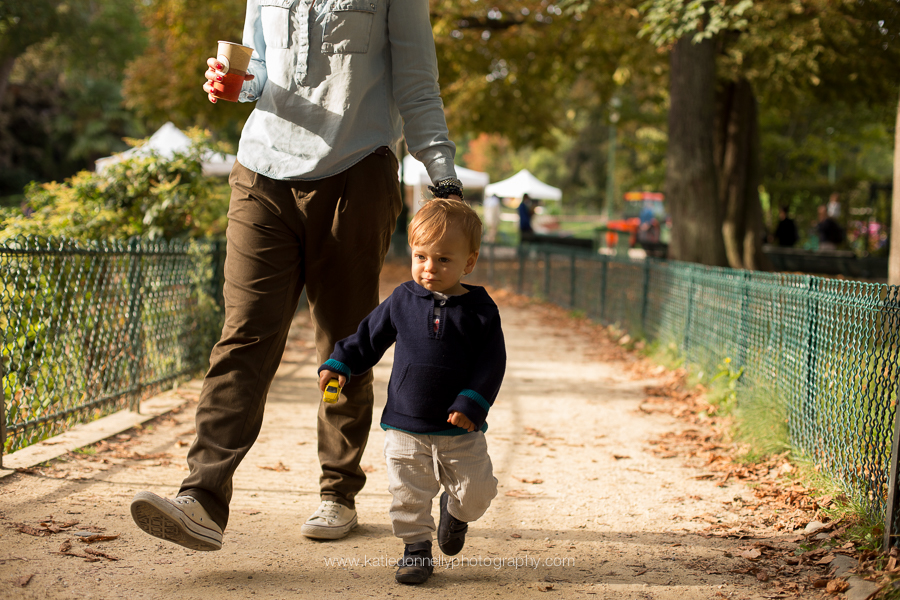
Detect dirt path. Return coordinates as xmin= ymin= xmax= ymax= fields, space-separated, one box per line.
xmin=0 ymin=275 xmax=836 ymax=599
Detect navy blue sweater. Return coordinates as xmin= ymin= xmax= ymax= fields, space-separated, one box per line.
xmin=319 ymin=281 xmax=506 ymax=435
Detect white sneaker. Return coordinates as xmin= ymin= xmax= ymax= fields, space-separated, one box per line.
xmin=130 ymin=491 xmax=223 ymax=551
xmin=300 ymin=500 xmax=358 ymax=539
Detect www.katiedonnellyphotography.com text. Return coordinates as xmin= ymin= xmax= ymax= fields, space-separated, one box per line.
xmin=323 ymin=554 xmax=575 ymax=570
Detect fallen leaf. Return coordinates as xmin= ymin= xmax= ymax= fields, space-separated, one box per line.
xmin=518 ymin=478 xmax=544 ymax=484
xmin=511 ymin=533 xmax=522 ymax=539
xmin=755 ymin=569 xmax=769 ymax=582
xmin=740 ymin=549 xmax=762 ymax=560
xmin=538 ymin=583 xmax=554 ymax=592
xmin=84 ymin=548 xmax=119 ymax=561
xmin=258 ymin=461 xmax=290 ymax=472
xmin=78 ymin=534 xmax=119 ymax=544
xmin=15 ymin=574 xmax=33 ymax=587
xmin=505 ymin=489 xmax=535 ymax=499
xmin=59 ymin=540 xmax=72 ymax=553
xmin=612 ymin=455 xmax=631 ymax=460
xmin=816 ymin=554 xmax=835 ymax=565
xmin=13 ymin=524 xmax=50 ymax=537
xmin=825 ymin=579 xmax=849 ymax=593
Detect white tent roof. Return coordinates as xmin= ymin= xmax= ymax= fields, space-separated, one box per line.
xmin=484 ymin=169 xmax=562 ymax=201
xmin=400 ymin=154 xmax=489 ymax=189
xmin=94 ymin=122 xmax=236 ymax=177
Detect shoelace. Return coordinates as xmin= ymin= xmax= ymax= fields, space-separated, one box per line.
xmin=314 ymin=502 xmax=341 ymax=521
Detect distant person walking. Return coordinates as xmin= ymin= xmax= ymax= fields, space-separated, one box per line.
xmin=816 ymin=204 xmax=843 ymax=251
xmin=518 ymin=193 xmax=535 ymax=243
xmin=773 ymin=206 xmax=799 ymax=248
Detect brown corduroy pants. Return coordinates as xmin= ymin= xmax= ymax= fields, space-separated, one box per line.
xmin=179 ymin=150 xmax=402 ymax=530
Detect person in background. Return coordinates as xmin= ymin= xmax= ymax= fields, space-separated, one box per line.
xmin=130 ymin=0 xmax=464 ymax=552
xmin=827 ymin=192 xmax=842 ymax=220
xmin=774 ymin=205 xmax=799 ymax=248
xmin=518 ymin=193 xmax=535 ymax=243
xmin=816 ymin=204 xmax=843 ymax=251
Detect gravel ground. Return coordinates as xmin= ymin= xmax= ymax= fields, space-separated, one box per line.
xmin=0 ymin=267 xmax=834 ymax=599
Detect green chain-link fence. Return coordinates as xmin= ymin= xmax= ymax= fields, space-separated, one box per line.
xmin=1 ymin=236 xmax=225 ymax=464
xmin=470 ymin=243 xmax=900 ymax=548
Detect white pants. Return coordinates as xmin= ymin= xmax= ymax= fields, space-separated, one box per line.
xmin=384 ymin=429 xmax=498 ymax=544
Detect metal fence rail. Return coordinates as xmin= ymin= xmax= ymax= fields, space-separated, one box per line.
xmin=471 ymin=243 xmax=900 ymax=547
xmin=0 ymin=236 xmax=225 ymax=464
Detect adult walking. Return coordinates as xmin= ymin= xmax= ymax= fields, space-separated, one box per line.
xmin=130 ymin=0 xmax=463 ymax=550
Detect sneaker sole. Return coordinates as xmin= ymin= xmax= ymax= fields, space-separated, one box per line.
xmin=130 ymin=491 xmax=223 ymax=551
xmin=300 ymin=513 xmax=359 ymax=540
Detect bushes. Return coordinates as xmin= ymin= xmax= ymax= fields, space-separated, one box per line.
xmin=0 ymin=127 xmax=230 ymax=242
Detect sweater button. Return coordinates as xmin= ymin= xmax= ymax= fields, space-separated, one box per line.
xmin=440 ymin=300 xmax=446 ymax=306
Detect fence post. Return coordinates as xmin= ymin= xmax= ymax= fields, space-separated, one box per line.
xmin=543 ymin=249 xmax=551 ymax=300
xmin=886 ymin=407 xmax=900 ymax=550
xmin=126 ymin=238 xmax=144 ymax=413
xmin=736 ymin=271 xmax=752 ymax=368
xmin=599 ymin=258 xmax=608 ymax=323
xmin=569 ymin=252 xmax=577 ymax=309
xmin=517 ymin=246 xmax=526 ymax=295
xmin=488 ymin=243 xmax=495 ymax=287
xmin=683 ymin=267 xmax=696 ymax=359
xmin=0 ymin=359 xmax=5 ymax=469
xmin=640 ymin=259 xmax=651 ymax=333
xmin=803 ymin=276 xmax=819 ymax=452
xmin=884 ymin=286 xmax=900 ymax=550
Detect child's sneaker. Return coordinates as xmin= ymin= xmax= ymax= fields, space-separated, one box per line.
xmin=438 ymin=491 xmax=468 ymax=556
xmin=395 ymin=540 xmax=434 ymax=584
xmin=130 ymin=491 xmax=223 ymax=551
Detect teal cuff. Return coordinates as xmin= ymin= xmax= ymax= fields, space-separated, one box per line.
xmin=322 ymin=359 xmax=351 ymax=378
xmin=460 ymin=389 xmax=491 ymax=413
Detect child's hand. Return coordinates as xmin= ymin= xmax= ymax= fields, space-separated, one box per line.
xmin=448 ymin=411 xmax=476 ymax=432
xmin=318 ymin=370 xmax=347 ymax=392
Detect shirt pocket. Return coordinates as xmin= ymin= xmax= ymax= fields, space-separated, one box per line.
xmin=259 ymin=0 xmax=294 ymax=49
xmin=321 ymin=0 xmax=377 ymax=54
xmin=392 ymin=364 xmax=457 ymax=421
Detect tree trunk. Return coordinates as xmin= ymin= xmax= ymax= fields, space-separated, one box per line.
xmin=717 ymin=79 xmax=772 ymax=271
xmin=889 ymin=88 xmax=900 ymax=286
xmin=0 ymin=55 xmax=16 ymax=117
xmin=665 ymin=36 xmax=728 ymax=266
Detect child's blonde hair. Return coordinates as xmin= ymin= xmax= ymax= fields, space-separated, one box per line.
xmin=408 ymin=198 xmax=482 ymax=253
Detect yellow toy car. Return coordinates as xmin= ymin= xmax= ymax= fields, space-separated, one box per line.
xmin=322 ymin=378 xmax=342 ymax=404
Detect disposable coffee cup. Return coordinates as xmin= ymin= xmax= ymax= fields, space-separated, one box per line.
xmin=212 ymin=41 xmax=253 ymax=102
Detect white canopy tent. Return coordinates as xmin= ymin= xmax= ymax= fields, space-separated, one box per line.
xmin=94 ymin=122 xmax=236 ymax=177
xmin=484 ymin=169 xmax=562 ymax=202
xmin=400 ymin=154 xmax=489 ymax=210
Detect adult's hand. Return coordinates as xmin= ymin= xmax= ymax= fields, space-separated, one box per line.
xmin=202 ymin=57 xmax=255 ymax=104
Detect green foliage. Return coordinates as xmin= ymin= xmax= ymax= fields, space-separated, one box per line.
xmin=122 ymin=0 xmax=252 ymax=143
xmin=0 ymin=0 xmax=147 ymax=196
xmin=0 ymin=128 xmax=230 ymax=242
xmin=638 ymin=0 xmax=752 ymax=47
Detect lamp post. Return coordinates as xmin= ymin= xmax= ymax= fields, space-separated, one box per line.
xmin=605 ymin=96 xmax=621 ymax=222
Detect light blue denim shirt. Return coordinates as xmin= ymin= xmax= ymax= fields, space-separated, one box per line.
xmin=237 ymin=0 xmax=458 ymax=183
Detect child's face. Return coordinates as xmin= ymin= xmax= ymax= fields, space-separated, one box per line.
xmin=411 ymin=227 xmax=479 ymax=295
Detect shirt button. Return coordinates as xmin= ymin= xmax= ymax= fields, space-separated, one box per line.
xmin=440 ymin=300 xmax=446 ymax=306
